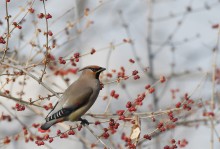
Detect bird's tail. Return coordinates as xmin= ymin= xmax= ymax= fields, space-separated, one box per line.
xmin=40 ymin=120 xmax=56 ymax=130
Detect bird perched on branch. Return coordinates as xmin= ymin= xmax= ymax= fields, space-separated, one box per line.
xmin=39 ymin=65 xmax=106 ymax=131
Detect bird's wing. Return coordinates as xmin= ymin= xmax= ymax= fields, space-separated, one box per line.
xmin=62 ymin=87 xmax=93 ymax=109
xmin=46 ymin=87 xmax=93 ymax=121
xmin=46 ymin=80 xmax=82 ymax=116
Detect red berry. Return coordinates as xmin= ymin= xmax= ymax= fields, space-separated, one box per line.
xmin=160 ymin=76 xmax=166 ymax=83
xmin=95 ymin=121 xmax=101 ymax=125
xmin=90 ymin=48 xmax=96 ymax=54
xmin=57 ymin=129 xmax=61 ymax=135
xmin=145 ymin=84 xmax=151 ymax=89
xmin=132 ymin=70 xmax=138 ymax=76
xmin=164 ymin=145 xmax=170 ymax=149
xmin=148 ymin=87 xmax=155 ymax=94
xmin=175 ymin=102 xmax=181 ymax=108
xmin=212 ymin=24 xmax=219 ymax=29
xmin=74 ymin=52 xmax=80 ymax=58
xmin=171 ymin=139 xmax=176 ymax=144
xmin=45 ymin=13 xmax=52 ymax=19
xmin=28 ymin=8 xmax=35 ymax=13
xmin=114 ymin=94 xmax=119 ymax=99
xmin=129 ymin=59 xmax=135 ymax=63
xmin=48 ymin=30 xmax=53 ymax=36
xmin=38 ymin=13 xmax=44 ymax=19
xmin=49 ymin=138 xmax=53 ymax=143
xmin=143 ymin=134 xmax=151 ymax=140
xmin=126 ymin=101 xmax=132 ymax=108
xmin=157 ymin=122 xmax=164 ymax=129
xmin=68 ymin=130 xmax=75 ymax=135
xmin=116 ymin=110 xmax=124 ymax=116
xmin=110 ymin=90 xmax=115 ymax=97
xmin=102 ymin=132 xmax=109 ymax=139
xmin=0 ymin=36 xmax=6 ymax=44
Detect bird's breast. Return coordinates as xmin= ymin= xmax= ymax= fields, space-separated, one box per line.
xmin=85 ymin=79 xmax=100 ymax=105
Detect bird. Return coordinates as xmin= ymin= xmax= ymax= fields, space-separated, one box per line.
xmin=39 ymin=65 xmax=106 ymax=131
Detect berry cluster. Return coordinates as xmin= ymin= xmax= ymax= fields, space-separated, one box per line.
xmin=0 ymin=36 xmax=6 ymax=44
xmin=110 ymin=90 xmax=119 ymax=99
xmin=163 ymin=138 xmax=188 ymax=149
xmin=14 ymin=103 xmax=25 ymax=111
xmin=101 ymin=119 xmax=119 ymax=139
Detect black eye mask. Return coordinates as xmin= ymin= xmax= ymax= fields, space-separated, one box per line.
xmin=90 ymin=68 xmax=101 ymax=72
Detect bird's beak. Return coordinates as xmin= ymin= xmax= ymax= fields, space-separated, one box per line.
xmin=98 ymin=67 xmax=106 ymax=73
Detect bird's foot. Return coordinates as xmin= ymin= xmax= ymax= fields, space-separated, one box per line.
xmin=79 ymin=118 xmax=89 ymax=126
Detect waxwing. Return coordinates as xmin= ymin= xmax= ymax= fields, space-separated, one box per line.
xmin=40 ymin=65 xmax=106 ymax=131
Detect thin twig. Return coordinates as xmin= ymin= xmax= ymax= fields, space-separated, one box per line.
xmin=0 ymin=61 xmax=62 ymax=100
xmin=1 ymin=1 xmax=10 ymax=61
xmin=39 ymin=0 xmax=50 ymax=82
xmin=84 ymin=125 xmax=112 ymax=149
xmin=0 ymin=91 xmax=42 ymax=108
xmin=210 ymin=22 xmax=220 ymax=149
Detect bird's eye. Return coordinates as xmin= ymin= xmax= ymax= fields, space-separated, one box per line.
xmin=90 ymin=68 xmax=97 ymax=72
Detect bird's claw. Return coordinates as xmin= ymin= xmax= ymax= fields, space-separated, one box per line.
xmin=79 ymin=118 xmax=89 ymax=126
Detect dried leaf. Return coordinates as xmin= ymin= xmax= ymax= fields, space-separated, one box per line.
xmin=130 ymin=126 xmax=141 ymax=140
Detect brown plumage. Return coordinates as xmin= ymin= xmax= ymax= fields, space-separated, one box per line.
xmin=40 ymin=65 xmax=106 ymax=131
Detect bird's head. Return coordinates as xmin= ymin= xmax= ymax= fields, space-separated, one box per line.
xmin=79 ymin=65 xmax=106 ymax=80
